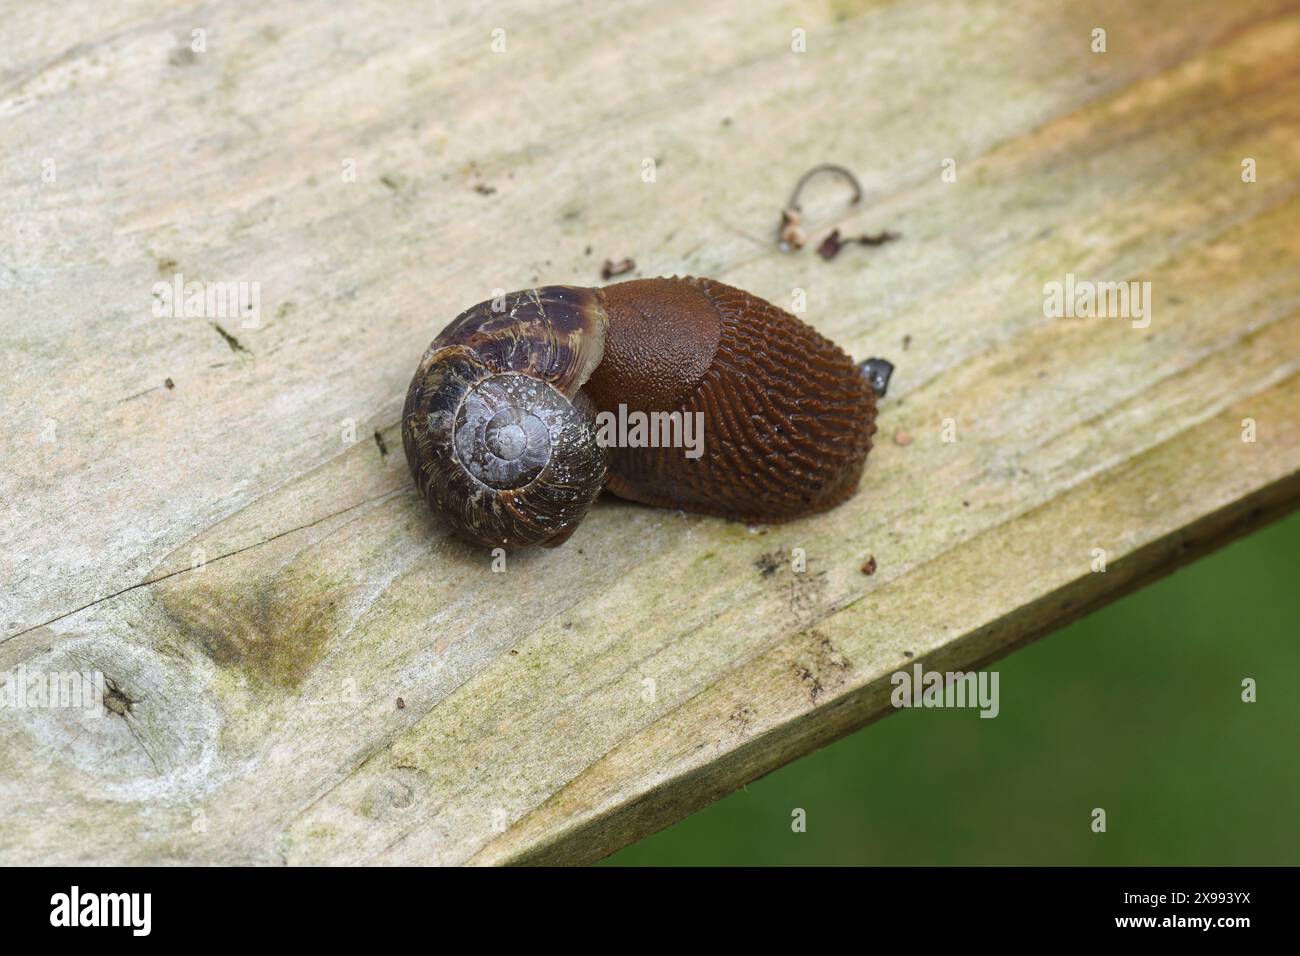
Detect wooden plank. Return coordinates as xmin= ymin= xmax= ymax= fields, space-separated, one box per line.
xmin=1 ymin=0 xmax=1298 ymax=864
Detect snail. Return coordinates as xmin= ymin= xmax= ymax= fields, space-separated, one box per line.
xmin=401 ymin=277 xmax=893 ymax=549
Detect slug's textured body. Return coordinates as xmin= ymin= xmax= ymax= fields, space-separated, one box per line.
xmin=586 ymin=277 xmax=875 ymax=522
xmin=402 ymin=277 xmax=888 ymax=548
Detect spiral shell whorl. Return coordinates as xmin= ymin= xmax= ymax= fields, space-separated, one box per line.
xmin=402 ymin=287 xmax=610 ymax=548
xmin=455 ymin=376 xmax=556 ymax=489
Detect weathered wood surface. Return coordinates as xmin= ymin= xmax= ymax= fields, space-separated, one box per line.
xmin=2 ymin=0 xmax=1298 ymax=864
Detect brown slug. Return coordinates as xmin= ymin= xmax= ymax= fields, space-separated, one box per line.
xmin=401 ymin=277 xmax=893 ymax=549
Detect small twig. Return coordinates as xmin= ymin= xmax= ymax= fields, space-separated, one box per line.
xmin=778 ymin=163 xmax=864 ymax=250
xmin=855 ymin=230 xmax=900 ymax=247
xmin=817 ymin=228 xmax=901 ymax=261
xmin=787 ymin=163 xmax=863 ymax=212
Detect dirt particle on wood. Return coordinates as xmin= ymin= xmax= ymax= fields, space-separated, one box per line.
xmin=473 ymin=183 xmax=496 ymax=195
xmin=601 ymin=257 xmax=635 ymax=280
xmin=396 ymin=697 xmax=405 ymax=709
xmin=754 ymin=549 xmax=783 ymax=578
xmin=790 ymin=632 xmax=851 ymax=704
xmin=374 ymin=429 xmax=388 ymax=459
xmin=727 ymin=704 xmax=755 ymax=735
xmin=860 ymin=555 xmax=877 ymax=576
xmin=103 ymin=678 xmax=136 ymax=718
xmin=818 ymin=227 xmax=901 ymax=261
xmin=902 ymin=334 xmax=912 ymax=351
xmin=816 ymin=229 xmax=843 ymax=259
xmin=210 ymin=322 xmax=250 ymax=354
xmin=164 ymin=377 xmax=175 ymax=389
xmin=855 ymin=230 xmax=900 ymax=247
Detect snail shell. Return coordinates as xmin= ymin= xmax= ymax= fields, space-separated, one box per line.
xmin=402 ymin=277 xmax=889 ymax=549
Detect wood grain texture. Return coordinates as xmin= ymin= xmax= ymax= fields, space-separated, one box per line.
xmin=1 ymin=0 xmax=1298 ymax=864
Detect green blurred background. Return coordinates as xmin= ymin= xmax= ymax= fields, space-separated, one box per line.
xmin=604 ymin=510 xmax=1299 ymax=866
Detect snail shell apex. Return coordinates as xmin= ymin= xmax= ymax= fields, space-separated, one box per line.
xmin=402 ymin=277 xmax=885 ymax=549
